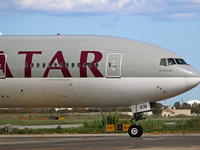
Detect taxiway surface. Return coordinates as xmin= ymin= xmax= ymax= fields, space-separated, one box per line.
xmin=0 ymin=124 xmax=83 ymax=129
xmin=0 ymin=133 xmax=200 ymax=150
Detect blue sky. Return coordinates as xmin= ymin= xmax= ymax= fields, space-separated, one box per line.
xmin=1 ymin=0 xmax=200 ymax=106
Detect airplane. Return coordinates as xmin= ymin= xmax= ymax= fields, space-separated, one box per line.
xmin=0 ymin=35 xmax=199 ymax=137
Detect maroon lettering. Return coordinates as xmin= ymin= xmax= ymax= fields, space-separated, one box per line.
xmin=80 ymin=51 xmax=103 ymax=77
xmin=0 ymin=51 xmax=13 ymax=78
xmin=43 ymin=51 xmax=71 ymax=78
xmin=18 ymin=51 xmax=42 ymax=77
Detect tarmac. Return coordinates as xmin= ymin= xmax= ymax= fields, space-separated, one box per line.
xmin=0 ymin=133 xmax=200 ymax=150
xmin=0 ymin=124 xmax=83 ymax=129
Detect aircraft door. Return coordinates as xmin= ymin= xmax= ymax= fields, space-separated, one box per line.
xmin=0 ymin=54 xmax=6 ymax=79
xmin=106 ymin=53 xmax=123 ymax=78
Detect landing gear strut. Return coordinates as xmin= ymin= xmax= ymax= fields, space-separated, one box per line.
xmin=128 ymin=113 xmax=146 ymax=137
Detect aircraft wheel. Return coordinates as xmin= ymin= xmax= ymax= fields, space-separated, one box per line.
xmin=128 ymin=125 xmax=143 ymax=137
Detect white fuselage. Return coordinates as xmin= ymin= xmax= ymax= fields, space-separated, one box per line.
xmin=0 ymin=36 xmax=199 ymax=108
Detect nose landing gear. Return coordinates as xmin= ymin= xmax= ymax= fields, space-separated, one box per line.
xmin=128 ymin=113 xmax=146 ymax=137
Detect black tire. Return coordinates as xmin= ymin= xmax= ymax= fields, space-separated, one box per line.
xmin=128 ymin=125 xmax=143 ymax=137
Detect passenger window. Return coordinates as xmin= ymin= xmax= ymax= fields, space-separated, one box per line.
xmin=54 ymin=63 xmax=57 ymax=68
xmin=89 ymin=63 xmax=92 ymax=68
xmin=71 ymin=63 xmax=75 ymax=68
xmin=175 ymin=58 xmax=187 ymax=65
xmin=31 ymin=63 xmax=34 ymax=68
xmin=160 ymin=58 xmax=167 ymax=66
xmin=42 ymin=63 xmax=46 ymax=68
xmin=65 ymin=63 xmax=69 ymax=68
xmin=36 ymin=63 xmax=40 ymax=68
xmin=95 ymin=63 xmax=99 ymax=68
xmin=77 ymin=63 xmax=80 ymax=68
xmin=25 ymin=63 xmax=28 ymax=68
xmin=60 ymin=63 xmax=63 ymax=68
xmin=48 ymin=63 xmax=51 ymax=68
xmin=83 ymin=63 xmax=86 ymax=68
xmin=168 ymin=58 xmax=176 ymax=66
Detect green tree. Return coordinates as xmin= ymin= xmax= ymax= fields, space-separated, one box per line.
xmin=182 ymin=103 xmax=191 ymax=109
xmin=153 ymin=103 xmax=162 ymax=114
xmin=174 ymin=102 xmax=181 ymax=109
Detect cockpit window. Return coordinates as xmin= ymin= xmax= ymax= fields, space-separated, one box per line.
xmin=175 ymin=58 xmax=187 ymax=65
xmin=160 ymin=58 xmax=167 ymax=66
xmin=167 ymin=58 xmax=176 ymax=66
xmin=160 ymin=58 xmax=187 ymax=66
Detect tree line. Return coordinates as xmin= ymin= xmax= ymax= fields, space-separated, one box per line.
xmin=173 ymin=102 xmax=200 ymax=114
xmin=0 ymin=107 xmax=131 ymax=114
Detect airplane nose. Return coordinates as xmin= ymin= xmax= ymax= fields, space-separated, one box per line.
xmin=185 ymin=66 xmax=200 ymax=90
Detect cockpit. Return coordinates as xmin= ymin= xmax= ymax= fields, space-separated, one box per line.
xmin=160 ymin=58 xmax=187 ymax=66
